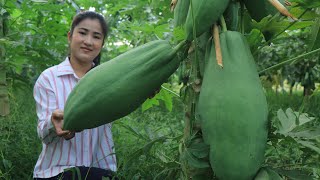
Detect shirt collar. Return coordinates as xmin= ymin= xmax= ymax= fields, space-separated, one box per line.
xmin=56 ymin=57 xmax=76 ymax=77
xmin=56 ymin=57 xmax=96 ymax=78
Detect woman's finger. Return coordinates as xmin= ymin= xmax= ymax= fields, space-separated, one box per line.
xmin=63 ymin=131 xmax=75 ymax=140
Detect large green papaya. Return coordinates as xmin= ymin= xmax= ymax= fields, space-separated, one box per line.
xmin=242 ymin=0 xmax=286 ymax=22
xmin=197 ymin=31 xmax=268 ymax=180
xmin=174 ymin=0 xmax=190 ymax=28
xmin=63 ymin=40 xmax=186 ymax=131
xmin=184 ymin=0 xmax=230 ymax=41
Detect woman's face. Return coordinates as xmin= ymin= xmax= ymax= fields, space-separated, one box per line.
xmin=68 ymin=18 xmax=104 ymax=65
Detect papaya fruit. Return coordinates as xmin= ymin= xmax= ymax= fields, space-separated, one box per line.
xmin=197 ymin=31 xmax=268 ymax=180
xmin=184 ymin=0 xmax=230 ymax=41
xmin=223 ymin=0 xmax=240 ymax=31
xmin=63 ymin=40 xmax=186 ymax=131
xmin=242 ymin=0 xmax=286 ymax=22
xmin=174 ymin=0 xmax=190 ymax=28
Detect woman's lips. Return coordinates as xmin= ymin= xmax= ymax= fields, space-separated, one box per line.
xmin=81 ymin=47 xmax=92 ymax=52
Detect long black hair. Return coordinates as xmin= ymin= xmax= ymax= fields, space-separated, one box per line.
xmin=69 ymin=11 xmax=108 ymax=67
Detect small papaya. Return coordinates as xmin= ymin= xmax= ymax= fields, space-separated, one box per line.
xmin=184 ymin=0 xmax=230 ymax=41
xmin=197 ymin=31 xmax=268 ymax=180
xmin=223 ymin=0 xmax=240 ymax=31
xmin=242 ymin=0 xmax=286 ymax=22
xmin=174 ymin=0 xmax=190 ymax=28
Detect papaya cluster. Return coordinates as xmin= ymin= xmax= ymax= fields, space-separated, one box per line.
xmin=173 ymin=0 xmax=288 ymax=179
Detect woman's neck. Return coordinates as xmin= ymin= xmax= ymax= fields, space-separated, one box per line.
xmin=69 ymin=57 xmax=93 ymax=78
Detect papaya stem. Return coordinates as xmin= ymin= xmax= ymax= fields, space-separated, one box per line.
xmin=173 ymin=40 xmax=188 ymax=53
xmin=190 ymin=0 xmax=197 ymax=41
xmin=189 ymin=0 xmax=200 ymax=77
xmin=220 ymin=16 xmax=227 ymax=32
xmin=240 ymin=1 xmax=245 ymax=34
xmin=213 ymin=24 xmax=223 ymax=68
xmin=259 ymin=48 xmax=320 ymax=74
xmin=170 ymin=0 xmax=178 ymax=12
xmin=268 ymin=0 xmax=297 ymax=21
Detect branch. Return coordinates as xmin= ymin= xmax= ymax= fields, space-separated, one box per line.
xmin=259 ymin=48 xmax=320 ymax=74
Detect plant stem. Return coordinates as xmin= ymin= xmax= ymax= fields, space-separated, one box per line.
xmin=240 ymin=1 xmax=245 ymax=34
xmin=174 ymin=40 xmax=188 ymax=53
xmin=220 ymin=16 xmax=227 ymax=32
xmin=190 ymin=0 xmax=197 ymax=41
xmin=161 ymin=85 xmax=180 ymax=97
xmin=259 ymin=48 xmax=320 ymax=74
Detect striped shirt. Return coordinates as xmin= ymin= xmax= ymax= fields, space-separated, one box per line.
xmin=33 ymin=58 xmax=117 ymax=178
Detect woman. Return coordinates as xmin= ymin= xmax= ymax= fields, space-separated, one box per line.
xmin=33 ymin=11 xmax=117 ymax=179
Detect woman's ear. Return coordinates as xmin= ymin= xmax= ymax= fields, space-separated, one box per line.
xmin=67 ymin=31 xmax=71 ymax=43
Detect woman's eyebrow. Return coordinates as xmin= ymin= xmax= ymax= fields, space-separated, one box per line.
xmin=78 ymin=27 xmax=89 ymax=31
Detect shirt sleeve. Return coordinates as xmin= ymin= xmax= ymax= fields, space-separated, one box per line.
xmin=33 ymin=72 xmax=59 ymax=145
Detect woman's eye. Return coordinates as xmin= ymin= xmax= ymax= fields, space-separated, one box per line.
xmin=79 ymin=31 xmax=86 ymax=35
xmin=94 ymin=36 xmax=101 ymax=39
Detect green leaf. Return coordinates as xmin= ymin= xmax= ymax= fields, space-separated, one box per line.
xmin=294 ymin=112 xmax=315 ymax=126
xmin=290 ymin=0 xmax=320 ymax=9
xmin=187 ymin=140 xmax=209 ymax=159
xmin=141 ymin=97 xmax=159 ymax=112
xmin=141 ymin=84 xmax=175 ymax=112
xmin=252 ymin=16 xmax=314 ymax=40
xmin=154 ymin=23 xmax=169 ymax=39
xmin=2 ymin=158 xmax=12 ymax=170
xmin=254 ymin=168 xmax=270 ymax=180
xmin=307 ymin=18 xmax=320 ymax=51
xmin=277 ymin=168 xmax=315 ymax=180
xmin=276 ymin=108 xmax=315 ymax=135
xmin=297 ymin=140 xmax=320 ymax=154
xmin=246 ymin=29 xmax=264 ymax=52
xmin=157 ymin=87 xmax=174 ymax=112
xmin=276 ymin=108 xmax=296 ymax=134
xmin=102 ymin=176 xmax=110 ymax=180
xmin=290 ymin=7 xmax=320 ymax=20
xmin=265 ymin=167 xmax=283 ymax=180
xmin=173 ymin=26 xmax=186 ymax=42
xmin=288 ymin=127 xmax=320 ymax=139
xmin=181 ymin=150 xmax=210 ymax=169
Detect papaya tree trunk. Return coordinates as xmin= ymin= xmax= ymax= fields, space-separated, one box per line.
xmin=303 ymin=83 xmax=315 ymax=96
xmin=180 ymin=32 xmax=214 ymax=179
xmin=0 ymin=8 xmax=10 ymax=116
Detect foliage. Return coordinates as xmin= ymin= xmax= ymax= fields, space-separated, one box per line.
xmin=0 ymin=87 xmax=41 ymax=179
xmin=265 ymin=94 xmax=320 ymax=179
xmin=112 ymin=97 xmax=184 ymax=179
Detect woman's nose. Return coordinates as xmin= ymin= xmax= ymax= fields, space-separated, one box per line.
xmin=83 ymin=36 xmax=93 ymax=46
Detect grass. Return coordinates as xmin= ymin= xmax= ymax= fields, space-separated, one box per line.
xmin=0 ymin=86 xmax=41 ymax=180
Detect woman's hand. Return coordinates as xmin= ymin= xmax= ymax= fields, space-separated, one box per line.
xmin=51 ymin=109 xmax=75 ymax=140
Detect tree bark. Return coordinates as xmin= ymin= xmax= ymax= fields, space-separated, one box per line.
xmin=0 ymin=8 xmax=10 ymax=116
